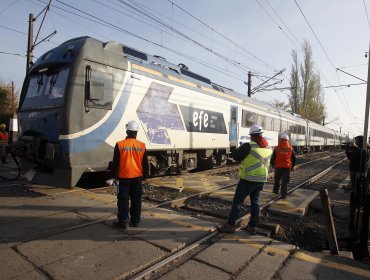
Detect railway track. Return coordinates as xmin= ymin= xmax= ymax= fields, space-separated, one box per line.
xmin=121 ymin=152 xmax=348 ymax=279
xmin=0 ymin=151 xmax=353 ymax=280
xmin=1 ymin=150 xmax=341 ymax=278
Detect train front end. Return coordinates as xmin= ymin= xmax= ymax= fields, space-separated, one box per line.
xmin=16 ymin=37 xmax=88 ymax=187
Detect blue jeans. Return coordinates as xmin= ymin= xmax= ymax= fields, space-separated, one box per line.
xmin=228 ymin=180 xmax=264 ymax=227
xmin=117 ymin=177 xmax=143 ymax=225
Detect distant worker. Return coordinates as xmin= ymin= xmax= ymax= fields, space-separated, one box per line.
xmin=112 ymin=120 xmax=149 ymax=229
xmin=0 ymin=124 xmax=9 ymax=164
xmin=270 ymin=134 xmax=296 ymax=199
xmin=220 ymin=124 xmax=272 ymax=235
xmin=345 ymin=135 xmax=368 ymax=187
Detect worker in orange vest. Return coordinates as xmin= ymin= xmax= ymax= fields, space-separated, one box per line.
xmin=112 ymin=120 xmax=149 ymax=229
xmin=0 ymin=124 xmax=9 ymax=164
xmin=270 ymin=134 xmax=296 ymax=199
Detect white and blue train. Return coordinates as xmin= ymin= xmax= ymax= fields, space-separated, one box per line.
xmin=16 ymin=37 xmax=346 ymax=187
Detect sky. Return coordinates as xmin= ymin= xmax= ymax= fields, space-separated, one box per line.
xmin=0 ymin=0 xmax=369 ymax=138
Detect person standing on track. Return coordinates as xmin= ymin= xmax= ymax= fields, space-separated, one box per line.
xmin=0 ymin=124 xmax=9 ymax=164
xmin=112 ymin=120 xmax=149 ymax=229
xmin=270 ymin=134 xmax=296 ymax=199
xmin=345 ymin=135 xmax=368 ymax=189
xmin=219 ymin=124 xmax=272 ymax=235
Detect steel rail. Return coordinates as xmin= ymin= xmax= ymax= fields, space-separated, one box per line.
xmin=127 ymin=229 xmax=219 ymax=280
xmin=238 ymin=156 xmax=347 ymax=227
xmin=125 ymin=155 xmax=348 ymax=280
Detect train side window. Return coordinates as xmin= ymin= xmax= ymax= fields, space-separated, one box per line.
xmin=257 ymin=115 xmax=266 ymax=128
xmin=87 ymin=68 xmax=113 ymax=110
xmin=281 ymin=121 xmax=288 ymax=132
xmin=273 ymin=119 xmax=280 ymax=132
xmin=241 ymin=110 xmax=256 ymax=127
xmin=265 ymin=117 xmax=272 ymax=131
xmin=231 ymin=107 xmax=237 ymax=124
xmin=288 ymin=122 xmax=294 ymax=133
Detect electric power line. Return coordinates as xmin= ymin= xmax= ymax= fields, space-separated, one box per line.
xmin=0 ymin=51 xmax=26 ymax=57
xmin=165 ymin=0 xmax=278 ymax=72
xmin=363 ymin=0 xmax=370 ymax=29
xmin=0 ymin=0 xmax=19 ymax=15
xmin=33 ymin=0 xmax=250 ymax=83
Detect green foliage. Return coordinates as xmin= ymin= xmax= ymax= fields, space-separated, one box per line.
xmin=289 ymin=40 xmax=326 ymax=124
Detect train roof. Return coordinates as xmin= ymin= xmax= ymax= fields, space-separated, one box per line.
xmin=31 ymin=36 xmax=339 ymax=133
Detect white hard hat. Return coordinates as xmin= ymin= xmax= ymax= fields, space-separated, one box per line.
xmin=249 ymin=124 xmax=263 ymax=135
xmin=280 ymin=134 xmax=289 ymax=140
xmin=126 ymin=120 xmax=139 ymax=132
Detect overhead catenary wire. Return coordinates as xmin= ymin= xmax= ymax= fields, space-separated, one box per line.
xmin=0 ymin=0 xmax=19 ymax=15
xmin=293 ymin=0 xmax=358 ymax=130
xmin=91 ymin=0 xmax=252 ymax=79
xmin=0 ymin=51 xmax=26 ymax=57
xmin=33 ymin=0 xmax=249 ymax=83
xmin=165 ymin=0 xmax=278 ymax=72
xmin=117 ymin=0 xmax=255 ymax=74
xmin=363 ymin=0 xmax=370 ymax=29
xmin=120 ymin=0 xmax=264 ymax=73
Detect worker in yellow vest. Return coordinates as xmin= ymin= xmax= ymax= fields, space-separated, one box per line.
xmin=112 ymin=121 xmax=149 ymax=229
xmin=220 ymin=124 xmax=272 ymax=235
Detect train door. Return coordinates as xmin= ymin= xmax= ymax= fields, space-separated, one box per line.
xmin=229 ymin=106 xmax=238 ymax=149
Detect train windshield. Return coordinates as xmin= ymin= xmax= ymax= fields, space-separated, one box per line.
xmin=21 ymin=67 xmax=70 ymax=110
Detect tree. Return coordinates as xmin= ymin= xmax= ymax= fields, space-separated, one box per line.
xmin=270 ymin=99 xmax=290 ymax=111
xmin=289 ymin=40 xmax=326 ymax=123
xmin=0 ymin=80 xmax=19 ymax=125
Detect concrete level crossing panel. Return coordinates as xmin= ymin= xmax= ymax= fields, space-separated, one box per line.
xmin=267 ymin=189 xmax=319 ymax=218
xmin=0 ymin=183 xmax=43 ymax=207
xmin=279 ymin=251 xmax=370 ymax=280
xmin=148 ymin=174 xmax=236 ymax=193
xmin=135 ymin=213 xmax=216 ymax=252
xmin=76 ymin=201 xmax=116 ymax=220
xmin=0 ymin=211 xmax=88 ymax=245
xmin=115 ymin=206 xmax=186 ymax=236
xmin=0 ymin=191 xmax=109 ymax=226
xmin=194 ymin=231 xmax=271 ymax=274
xmin=0 ymin=247 xmax=48 ymax=280
xmin=159 ymin=260 xmax=230 ymax=280
xmin=41 ymin=237 xmax=167 ymax=280
xmin=236 ymin=240 xmax=296 ymax=280
xmin=17 ymin=223 xmax=127 ymax=267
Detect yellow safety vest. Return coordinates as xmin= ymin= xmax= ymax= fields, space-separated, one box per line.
xmin=238 ymin=141 xmax=273 ymax=182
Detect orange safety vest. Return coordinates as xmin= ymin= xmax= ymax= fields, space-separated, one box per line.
xmin=117 ymin=138 xmax=146 ymax=178
xmin=0 ymin=131 xmax=8 ymax=144
xmin=274 ymin=140 xmax=293 ymax=169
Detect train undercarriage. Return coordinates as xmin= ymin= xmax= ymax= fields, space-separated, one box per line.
xmin=147 ymin=148 xmax=228 ymax=176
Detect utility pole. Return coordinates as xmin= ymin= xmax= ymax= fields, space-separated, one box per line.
xmin=349 ymin=43 xmax=370 ymax=260
xmin=248 ymin=71 xmax=252 ymax=97
xmin=11 ymin=81 xmax=14 ymax=114
xmin=357 ymin=43 xmax=370 ymax=259
xmin=26 ymin=13 xmax=34 ymax=74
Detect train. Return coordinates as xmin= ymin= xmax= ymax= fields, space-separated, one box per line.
xmin=15 ymin=36 xmax=347 ymax=187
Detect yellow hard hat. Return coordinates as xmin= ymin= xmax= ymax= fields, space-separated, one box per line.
xmin=0 ymin=124 xmax=5 ymax=128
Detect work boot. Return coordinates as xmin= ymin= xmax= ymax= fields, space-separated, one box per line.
xmin=246 ymin=225 xmax=256 ymax=235
xmin=130 ymin=221 xmax=140 ymax=227
xmin=112 ymin=221 xmax=127 ymax=229
xmin=272 ymin=189 xmax=279 ymax=194
xmin=218 ymin=223 xmax=235 ymax=234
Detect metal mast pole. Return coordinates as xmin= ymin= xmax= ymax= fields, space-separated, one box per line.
xmin=26 ymin=13 xmax=34 ymax=74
